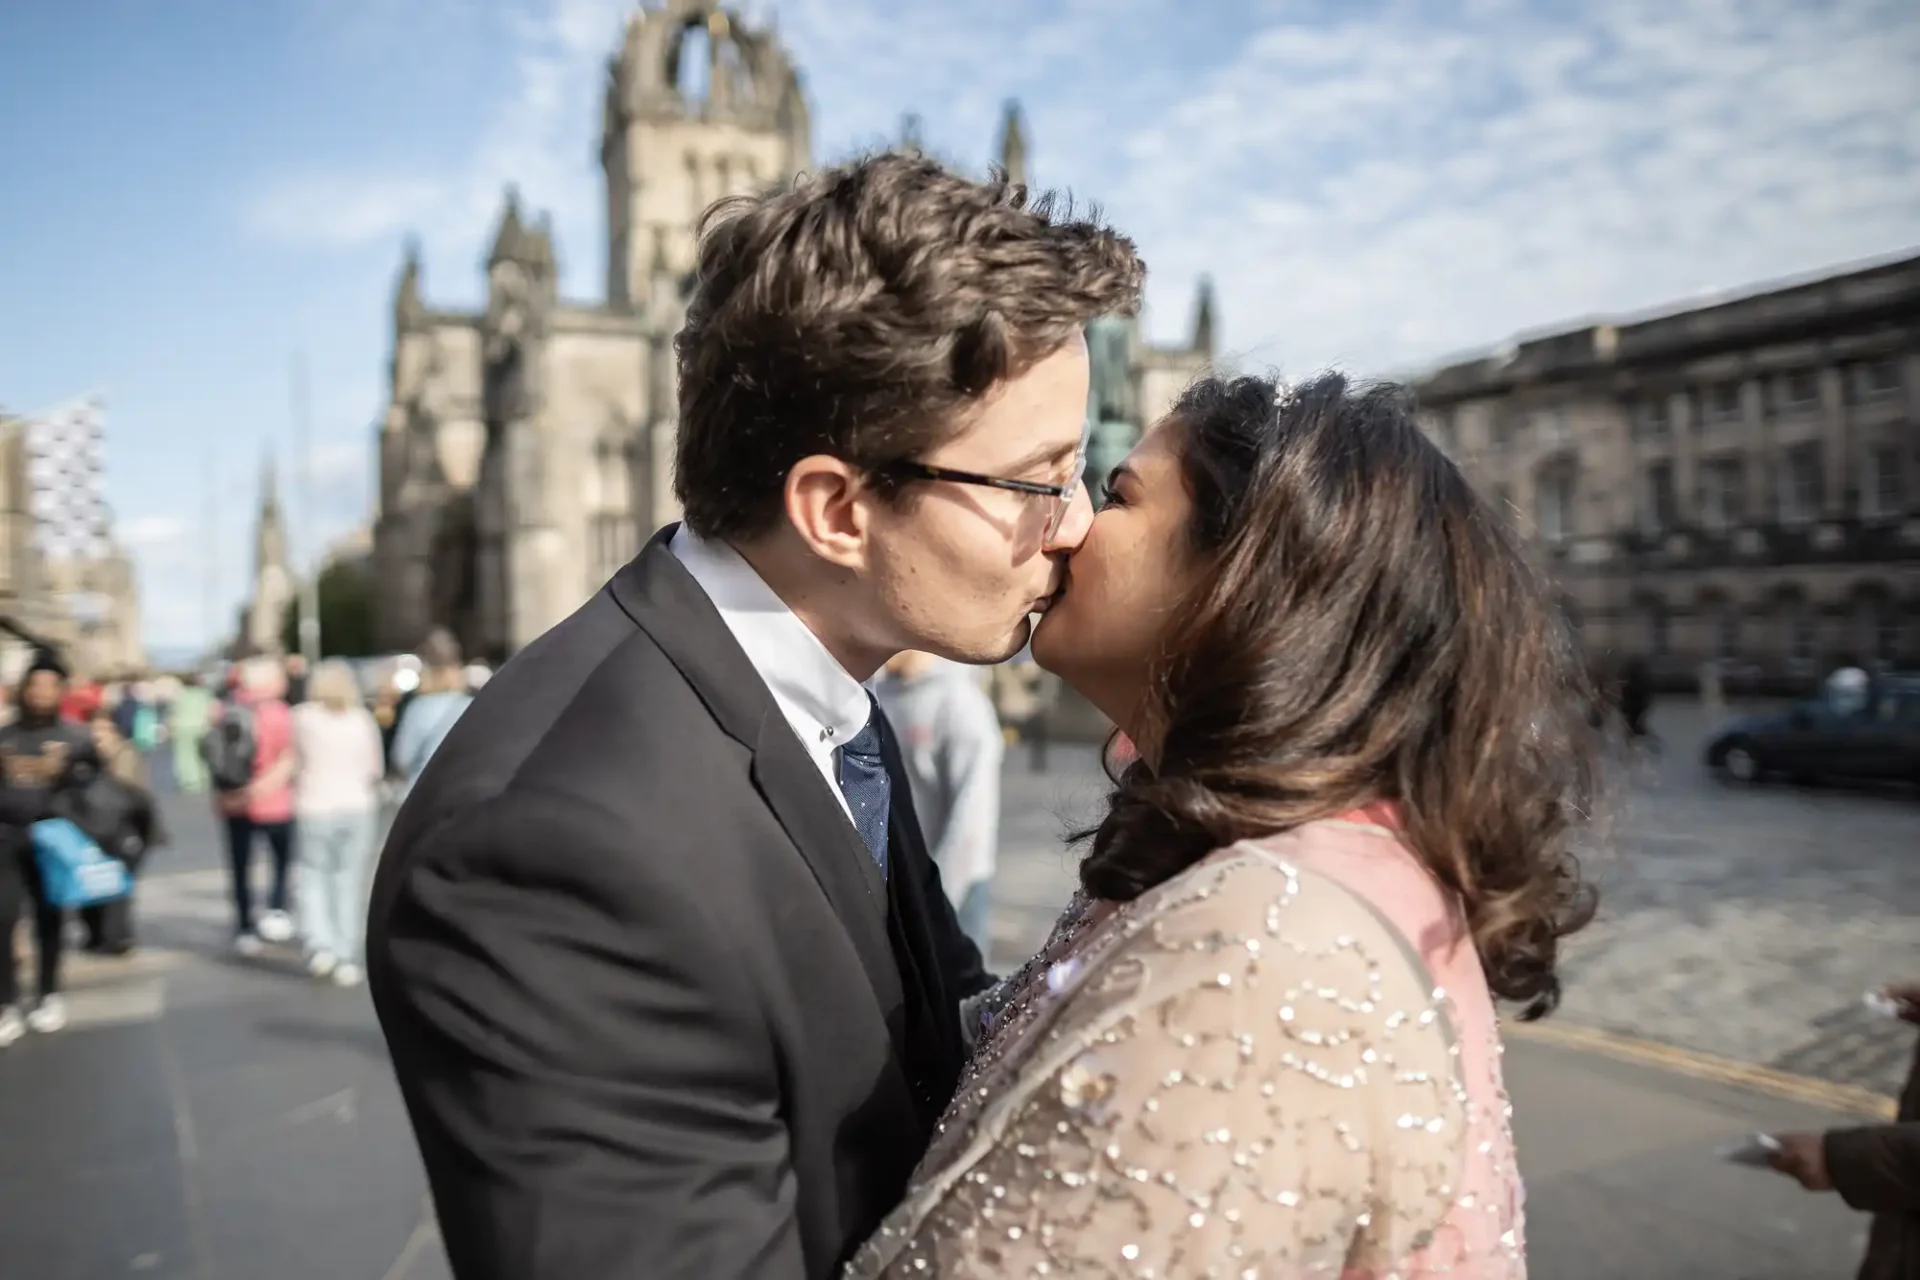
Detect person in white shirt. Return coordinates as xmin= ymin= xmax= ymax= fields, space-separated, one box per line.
xmin=872 ymin=651 xmax=1004 ymax=960
xmin=291 ymin=659 xmax=385 ymax=987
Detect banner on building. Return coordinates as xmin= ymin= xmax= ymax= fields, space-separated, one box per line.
xmin=25 ymin=393 xmax=112 ymax=561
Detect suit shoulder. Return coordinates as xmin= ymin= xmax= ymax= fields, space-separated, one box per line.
xmin=378 ymin=782 xmax=714 ymax=925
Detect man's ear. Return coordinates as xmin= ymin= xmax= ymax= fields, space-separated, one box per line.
xmin=783 ymin=455 xmax=870 ymax=570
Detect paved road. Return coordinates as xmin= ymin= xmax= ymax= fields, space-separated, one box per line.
xmin=0 ymin=760 xmax=1903 ymax=1278
xmin=993 ymin=703 xmax=1920 ymax=1098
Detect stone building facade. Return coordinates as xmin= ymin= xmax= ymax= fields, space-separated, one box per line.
xmin=0 ymin=412 xmax=145 ymax=680
xmin=40 ymin=552 xmax=144 ymax=678
xmin=372 ymin=0 xmax=1215 ymax=661
xmin=1415 ymin=251 xmax=1920 ymax=689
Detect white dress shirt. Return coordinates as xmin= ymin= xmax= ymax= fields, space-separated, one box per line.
xmin=670 ymin=525 xmax=872 ymax=822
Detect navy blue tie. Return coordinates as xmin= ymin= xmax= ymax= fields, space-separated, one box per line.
xmin=836 ymin=699 xmax=890 ymax=880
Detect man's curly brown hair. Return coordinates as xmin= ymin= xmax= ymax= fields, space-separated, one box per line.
xmin=673 ymin=151 xmax=1146 ymax=542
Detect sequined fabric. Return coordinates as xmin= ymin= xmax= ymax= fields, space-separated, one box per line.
xmin=843 ymin=819 xmax=1526 ymax=1278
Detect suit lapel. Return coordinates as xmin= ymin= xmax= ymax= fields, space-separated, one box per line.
xmin=874 ymin=705 xmax=973 ymax=1124
xmin=748 ymin=716 xmax=902 ymax=1018
xmin=608 ymin=528 xmax=904 ymax=1038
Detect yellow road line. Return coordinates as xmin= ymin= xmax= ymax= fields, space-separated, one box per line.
xmin=1508 ymin=1019 xmax=1899 ymax=1120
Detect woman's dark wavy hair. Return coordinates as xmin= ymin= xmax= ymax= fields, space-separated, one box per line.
xmin=1080 ymin=372 xmax=1599 ymax=1020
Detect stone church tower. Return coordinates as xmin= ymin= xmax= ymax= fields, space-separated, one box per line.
xmin=242 ymin=454 xmax=294 ymax=657
xmin=372 ymin=1 xmax=1216 ymax=661
xmin=373 ymin=0 xmax=811 ymax=660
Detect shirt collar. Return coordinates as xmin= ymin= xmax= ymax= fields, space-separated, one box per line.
xmin=669 ymin=525 xmax=873 ymax=750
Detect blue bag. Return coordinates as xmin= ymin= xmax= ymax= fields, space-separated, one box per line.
xmin=31 ymin=817 xmax=132 ymax=909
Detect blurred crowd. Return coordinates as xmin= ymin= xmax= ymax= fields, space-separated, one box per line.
xmin=2 ymin=629 xmax=1071 ymax=1046
xmin=0 ymin=630 xmax=495 ymax=1045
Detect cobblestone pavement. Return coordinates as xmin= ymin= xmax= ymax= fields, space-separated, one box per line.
xmin=986 ymin=704 xmax=1920 ymax=1097
xmin=4 ymin=776 xmax=1891 ymax=1278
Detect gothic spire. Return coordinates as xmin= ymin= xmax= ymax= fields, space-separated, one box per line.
xmin=899 ymin=112 xmax=924 ymax=156
xmin=1190 ymin=275 xmax=1216 ymax=356
xmin=259 ymin=447 xmax=280 ymax=515
xmin=488 ymin=186 xmax=528 ymax=265
xmin=395 ymin=236 xmax=425 ymax=328
xmin=997 ymin=99 xmax=1028 ymax=188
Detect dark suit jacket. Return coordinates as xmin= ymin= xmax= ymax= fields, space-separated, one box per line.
xmin=367 ymin=529 xmax=994 ymax=1279
xmin=1828 ymin=1035 xmax=1920 ymax=1280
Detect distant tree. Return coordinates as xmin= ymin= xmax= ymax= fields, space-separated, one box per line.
xmin=280 ymin=560 xmax=377 ymax=658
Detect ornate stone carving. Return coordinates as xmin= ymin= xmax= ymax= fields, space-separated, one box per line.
xmin=1085 ymin=314 xmax=1140 ymax=494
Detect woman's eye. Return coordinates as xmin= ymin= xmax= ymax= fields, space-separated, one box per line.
xmin=1097 ymin=487 xmax=1126 ymax=511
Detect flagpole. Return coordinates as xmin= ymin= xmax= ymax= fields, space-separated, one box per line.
xmin=292 ymin=353 xmax=321 ymax=662
xmin=203 ymin=451 xmax=218 ymax=658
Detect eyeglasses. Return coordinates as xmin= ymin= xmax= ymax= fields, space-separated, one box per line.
xmin=874 ymin=422 xmax=1091 ymax=542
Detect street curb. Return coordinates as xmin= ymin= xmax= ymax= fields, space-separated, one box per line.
xmin=1508 ymin=1019 xmax=1899 ymax=1120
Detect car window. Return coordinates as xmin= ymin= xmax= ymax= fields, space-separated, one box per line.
xmin=1899 ymin=694 xmax=1920 ymax=726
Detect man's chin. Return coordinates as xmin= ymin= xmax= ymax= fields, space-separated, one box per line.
xmin=924 ymin=617 xmax=1032 ymax=668
xmin=999 ymin=614 xmax=1035 ymax=661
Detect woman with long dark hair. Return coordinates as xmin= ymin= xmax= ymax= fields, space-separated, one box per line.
xmin=848 ymin=373 xmax=1599 ymax=1278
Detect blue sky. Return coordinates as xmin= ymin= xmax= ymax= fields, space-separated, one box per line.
xmin=3 ymin=0 xmax=1917 ymax=655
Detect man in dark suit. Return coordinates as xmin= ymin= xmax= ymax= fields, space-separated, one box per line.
xmin=367 ymin=151 xmax=1143 ymax=1279
xmin=1770 ymin=981 xmax=1920 ymax=1280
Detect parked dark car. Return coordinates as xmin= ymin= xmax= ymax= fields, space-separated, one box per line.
xmin=1705 ymin=676 xmax=1920 ymax=786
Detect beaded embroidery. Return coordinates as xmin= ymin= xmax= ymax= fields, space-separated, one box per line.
xmin=844 ymin=824 xmax=1526 ymax=1278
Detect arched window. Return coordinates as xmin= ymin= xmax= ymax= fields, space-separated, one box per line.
xmin=673 ymin=21 xmax=711 ymax=103
xmin=1848 ymin=584 xmax=1899 ymax=664
xmin=1635 ymin=595 xmax=1670 ymax=658
xmin=1535 ymin=458 xmax=1578 ymax=543
xmin=1698 ymin=590 xmax=1738 ymax=660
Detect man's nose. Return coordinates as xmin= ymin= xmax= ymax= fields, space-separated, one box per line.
xmin=1044 ymin=484 xmax=1096 ymax=553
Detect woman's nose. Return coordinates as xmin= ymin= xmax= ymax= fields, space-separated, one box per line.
xmin=1044 ymin=485 xmax=1096 ymax=552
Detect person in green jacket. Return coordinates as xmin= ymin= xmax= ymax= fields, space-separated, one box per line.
xmin=167 ymin=672 xmax=214 ymax=793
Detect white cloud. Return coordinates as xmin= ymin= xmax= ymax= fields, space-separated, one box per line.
xmin=117 ymin=515 xmax=187 ymax=548
xmin=766 ymin=0 xmax=1919 ymax=374
xmin=1099 ymin=0 xmax=1920 ymax=374
xmin=190 ymin=0 xmax=1915 ymax=654
xmin=241 ymin=0 xmax=634 ymax=297
xmin=121 ymin=437 xmax=373 ymax=651
xmin=241 ymin=0 xmax=1919 ymax=370
xmin=242 ymin=173 xmax=449 ymax=249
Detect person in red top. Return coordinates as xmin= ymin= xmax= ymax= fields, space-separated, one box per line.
xmin=216 ymin=657 xmax=298 ymax=955
xmin=59 ymin=679 xmax=104 ymax=725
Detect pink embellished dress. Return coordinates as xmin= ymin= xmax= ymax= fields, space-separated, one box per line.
xmin=844 ymin=813 xmax=1527 ymax=1277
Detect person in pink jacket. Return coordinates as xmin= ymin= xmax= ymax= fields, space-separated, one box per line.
xmin=213 ymin=657 xmax=297 ymax=955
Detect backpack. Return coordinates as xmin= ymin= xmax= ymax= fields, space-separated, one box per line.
xmin=31 ymin=817 xmax=132 ymax=909
xmin=200 ymin=701 xmax=258 ymax=792
xmin=52 ymin=768 xmax=161 ymax=867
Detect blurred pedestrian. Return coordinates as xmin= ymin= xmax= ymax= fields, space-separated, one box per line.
xmin=0 ymin=650 xmax=99 ymax=1045
xmin=1619 ymin=657 xmax=1659 ymax=752
xmin=872 ymin=650 xmax=1004 ymax=959
xmin=167 ymin=672 xmax=214 ymax=793
xmin=284 ymin=653 xmax=309 ymax=706
xmin=72 ymin=707 xmax=163 ymax=955
xmin=60 ymin=675 xmax=104 ymax=725
xmin=109 ymin=678 xmax=137 ymax=740
xmin=212 ymin=656 xmax=298 ymax=956
xmin=131 ymin=681 xmax=162 ymax=754
xmin=1700 ymin=656 xmax=1726 ymax=720
xmin=1829 ymin=665 xmax=1872 ymax=717
xmin=291 ymin=660 xmax=384 ymax=988
xmin=389 ymin=630 xmax=473 ymax=805
xmin=1770 ymin=981 xmax=1920 ymax=1279
xmin=991 ymin=649 xmax=1060 ymax=772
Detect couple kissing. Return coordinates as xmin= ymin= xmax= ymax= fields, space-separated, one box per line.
xmin=367 ymin=151 xmax=1596 ymax=1279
